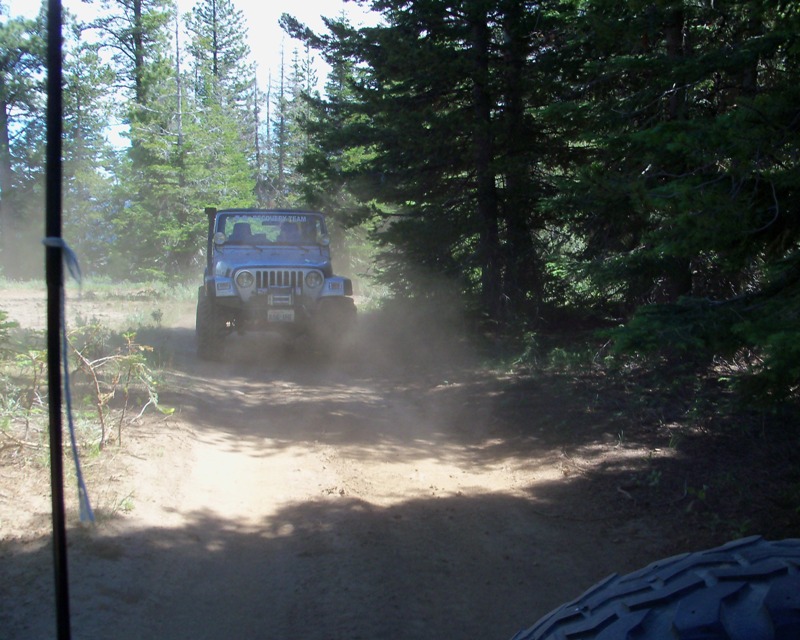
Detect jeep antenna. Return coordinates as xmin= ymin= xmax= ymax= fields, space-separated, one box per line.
xmin=44 ymin=1 xmax=73 ymax=638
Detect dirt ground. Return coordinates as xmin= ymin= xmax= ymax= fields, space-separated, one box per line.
xmin=0 ymin=286 xmax=796 ymax=639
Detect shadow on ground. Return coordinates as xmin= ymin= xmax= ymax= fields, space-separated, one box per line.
xmin=1 ymin=477 xmax=667 ymax=640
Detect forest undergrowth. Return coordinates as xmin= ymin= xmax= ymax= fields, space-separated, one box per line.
xmin=486 ymin=324 xmax=800 ymax=547
xmin=0 ymin=281 xmax=179 ymax=491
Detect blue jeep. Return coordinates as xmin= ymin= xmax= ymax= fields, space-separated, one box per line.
xmin=196 ymin=208 xmax=356 ymax=359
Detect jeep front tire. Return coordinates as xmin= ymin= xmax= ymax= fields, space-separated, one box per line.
xmin=196 ymin=286 xmax=226 ymax=360
xmin=312 ymin=297 xmax=357 ymax=349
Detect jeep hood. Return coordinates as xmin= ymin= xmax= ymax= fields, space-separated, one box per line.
xmin=217 ymin=246 xmax=330 ymax=270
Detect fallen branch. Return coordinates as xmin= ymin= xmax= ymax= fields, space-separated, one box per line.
xmin=0 ymin=430 xmax=44 ymax=450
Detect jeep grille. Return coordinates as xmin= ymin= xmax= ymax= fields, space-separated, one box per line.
xmin=256 ymin=269 xmax=305 ymax=291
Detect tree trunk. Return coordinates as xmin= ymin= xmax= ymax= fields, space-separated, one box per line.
xmin=664 ymin=6 xmax=686 ymax=121
xmin=661 ymin=6 xmax=692 ymax=299
xmin=469 ymin=5 xmax=502 ymax=323
xmin=500 ymin=0 xmax=541 ymax=321
xmin=276 ymin=49 xmax=287 ymax=203
xmin=133 ymin=0 xmax=145 ymax=104
xmin=212 ymin=0 xmax=219 ymax=79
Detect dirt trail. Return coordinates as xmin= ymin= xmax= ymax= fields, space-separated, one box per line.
xmin=1 ymin=302 xmax=670 ymax=639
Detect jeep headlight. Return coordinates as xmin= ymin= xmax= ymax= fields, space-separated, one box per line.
xmin=236 ymin=270 xmax=255 ymax=288
xmin=305 ymin=271 xmax=323 ymax=289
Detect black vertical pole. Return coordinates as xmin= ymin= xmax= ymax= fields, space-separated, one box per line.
xmin=45 ymin=1 xmax=71 ymax=638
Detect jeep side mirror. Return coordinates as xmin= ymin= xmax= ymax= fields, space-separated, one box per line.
xmin=320 ymin=235 xmax=331 ymax=247
xmin=213 ymin=231 xmax=227 ymax=245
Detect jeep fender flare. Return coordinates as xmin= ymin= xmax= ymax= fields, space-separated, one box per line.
xmin=320 ymin=275 xmax=353 ymax=298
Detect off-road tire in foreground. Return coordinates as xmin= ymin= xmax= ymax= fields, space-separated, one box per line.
xmin=196 ymin=286 xmax=226 ymax=361
xmin=510 ymin=536 xmax=800 ymax=640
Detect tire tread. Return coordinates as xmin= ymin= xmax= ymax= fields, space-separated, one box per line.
xmin=510 ymin=536 xmax=800 ymax=640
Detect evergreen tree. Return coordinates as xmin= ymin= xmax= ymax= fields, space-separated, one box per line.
xmin=180 ymin=0 xmax=256 ymax=213
xmin=276 ymin=45 xmax=320 ymax=207
xmin=184 ymin=0 xmax=252 ymax=108
xmin=85 ymin=0 xmax=257 ymax=277
xmin=283 ymin=1 xmax=571 ymax=323
xmin=257 ymin=40 xmax=320 ymax=209
xmin=87 ymin=0 xmax=185 ymax=277
xmin=290 ymin=15 xmax=361 ymax=215
xmin=183 ymin=0 xmax=257 ymax=208
xmin=0 ymin=6 xmax=45 ymax=277
xmin=89 ymin=0 xmax=174 ymax=108
xmin=61 ymin=15 xmax=119 ymax=274
xmin=560 ymin=1 xmax=800 ymax=393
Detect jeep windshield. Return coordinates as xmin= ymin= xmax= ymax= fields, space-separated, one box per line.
xmin=216 ymin=212 xmax=326 ymax=246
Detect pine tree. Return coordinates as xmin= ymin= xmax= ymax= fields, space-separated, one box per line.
xmin=560 ymin=0 xmax=800 ymax=393
xmin=184 ymin=0 xmax=253 ymax=109
xmin=280 ymin=45 xmax=320 ymax=206
xmin=0 ymin=7 xmax=45 ymax=277
xmin=86 ymin=0 xmax=184 ymax=277
xmin=283 ymin=1 xmax=573 ymax=323
xmin=181 ymin=0 xmax=256 ymax=209
xmin=90 ymin=0 xmax=174 ymax=109
xmin=61 ymin=15 xmax=118 ymax=274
